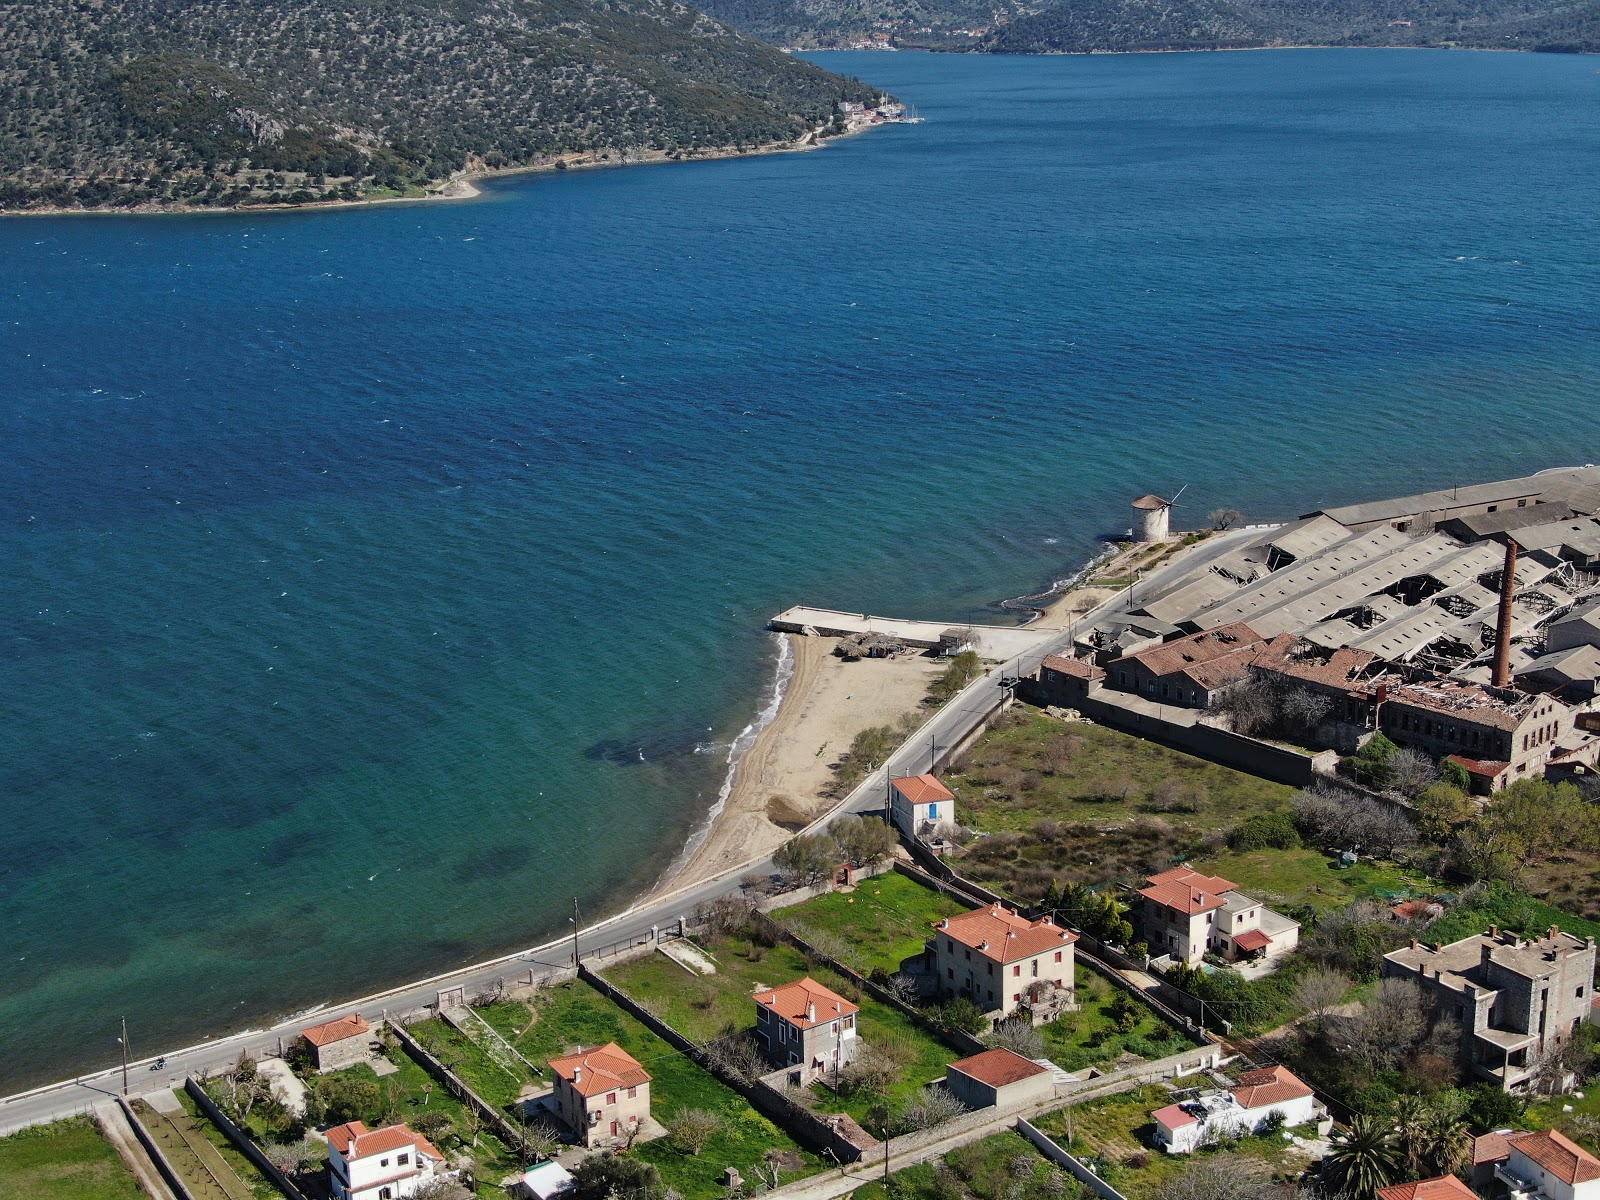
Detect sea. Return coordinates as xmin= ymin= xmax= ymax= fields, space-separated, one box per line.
xmin=3 ymin=48 xmax=1598 ymax=1091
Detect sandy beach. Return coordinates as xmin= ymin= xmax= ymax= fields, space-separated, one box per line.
xmin=665 ymin=634 xmax=943 ymax=889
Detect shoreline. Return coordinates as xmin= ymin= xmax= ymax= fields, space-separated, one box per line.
xmin=802 ymin=40 xmax=1582 ymax=56
xmin=0 ymin=118 xmax=890 ymax=220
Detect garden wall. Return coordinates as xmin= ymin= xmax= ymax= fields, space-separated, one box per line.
xmin=115 ymin=1097 xmax=196 ymax=1200
xmin=184 ymin=1079 xmax=310 ymax=1200
xmin=388 ymin=1020 xmax=531 ymax=1156
xmin=1015 ymin=1118 xmax=1128 ymax=1200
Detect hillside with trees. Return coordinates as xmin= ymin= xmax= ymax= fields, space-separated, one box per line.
xmin=0 ymin=0 xmax=884 ymax=211
xmin=689 ymin=0 xmax=1600 ymax=53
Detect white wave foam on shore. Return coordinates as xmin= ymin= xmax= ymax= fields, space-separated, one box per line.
xmin=661 ymin=632 xmax=796 ymax=882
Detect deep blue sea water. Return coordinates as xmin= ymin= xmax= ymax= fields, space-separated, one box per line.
xmin=3 ymin=48 xmax=1599 ymax=1089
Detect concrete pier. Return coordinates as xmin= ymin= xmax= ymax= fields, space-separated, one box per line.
xmin=768 ymin=606 xmax=1050 ymax=660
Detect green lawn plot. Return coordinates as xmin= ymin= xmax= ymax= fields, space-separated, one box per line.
xmin=601 ymin=935 xmax=964 ymax=1127
xmin=1526 ymin=1087 xmax=1600 ymax=1155
xmin=945 ymin=713 xmax=1293 ymax=901
xmin=846 ymin=1128 xmax=1079 ymax=1200
xmin=771 ymin=870 xmax=970 ymax=976
xmin=131 ymin=1098 xmax=255 ymax=1200
xmin=1032 ymin=1083 xmax=1318 ymax=1199
xmin=1041 ymin=965 xmax=1198 ymax=1072
xmin=467 ymin=980 xmax=824 ymax=1200
xmin=409 ymin=1014 xmax=540 ymax=1110
xmin=0 ymin=1117 xmax=148 ymax=1200
xmin=310 ymin=1051 xmax=521 ymax=1176
xmin=1191 ymin=848 xmax=1431 ymax=915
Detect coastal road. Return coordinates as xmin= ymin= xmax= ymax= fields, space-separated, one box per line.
xmin=0 ymin=525 xmax=1267 ymax=1136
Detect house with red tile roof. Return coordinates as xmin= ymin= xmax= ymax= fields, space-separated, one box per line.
xmin=325 ymin=1121 xmax=446 ymax=1200
xmin=1152 ymin=1065 xmax=1318 ymax=1154
xmin=1495 ymin=1128 xmax=1600 ymax=1199
xmin=928 ymin=903 xmax=1077 ymax=1021
xmin=889 ymin=774 xmax=956 ymax=841
xmin=548 ymin=1043 xmax=652 ymax=1148
xmin=1376 ymin=1176 xmax=1478 ymax=1200
xmin=1105 ymin=622 xmax=1274 ymax=709
xmin=301 ymin=1013 xmax=376 ymax=1073
xmin=1139 ymin=866 xmax=1299 ymax=968
xmin=754 ymin=976 xmax=860 ymax=1081
xmin=944 ymin=1047 xmax=1053 ymax=1110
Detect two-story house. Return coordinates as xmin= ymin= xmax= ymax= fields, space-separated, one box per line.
xmin=1383 ymin=926 xmax=1598 ymax=1092
xmin=325 ymin=1121 xmax=446 ymax=1200
xmin=889 ymin=774 xmax=956 ymax=841
xmin=1494 ymin=1129 xmax=1600 ymax=1199
xmin=753 ymin=976 xmax=859 ymax=1080
xmin=928 ymin=903 xmax=1077 ymax=1021
xmin=548 ymin=1042 xmax=652 ymax=1147
xmin=1139 ymin=867 xmax=1299 ymax=968
xmin=1375 ymin=1176 xmax=1478 ymax=1200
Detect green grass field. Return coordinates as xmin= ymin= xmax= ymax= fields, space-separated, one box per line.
xmin=772 ymin=870 xmax=968 ymax=976
xmin=843 ymin=1129 xmax=1067 ymax=1200
xmin=0 ymin=1118 xmax=147 ymax=1200
xmin=601 ymin=935 xmax=963 ymax=1125
xmin=466 ymin=980 xmax=824 ymax=1200
xmin=172 ymin=1092 xmax=278 ymax=1200
xmin=1191 ymin=848 xmax=1431 ymax=914
xmin=1041 ymin=966 xmax=1197 ymax=1071
xmin=409 ymin=1015 xmax=536 ymax=1110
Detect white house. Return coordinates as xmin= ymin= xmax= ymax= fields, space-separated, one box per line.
xmin=1494 ymin=1129 xmax=1600 ymax=1200
xmin=1152 ymin=1066 xmax=1318 ymax=1154
xmin=509 ymin=1161 xmax=577 ymax=1200
xmin=1139 ymin=866 xmax=1299 ymax=968
xmin=325 ymin=1121 xmax=447 ymax=1200
xmin=890 ymin=774 xmax=956 ymax=840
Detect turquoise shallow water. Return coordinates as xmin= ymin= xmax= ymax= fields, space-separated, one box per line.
xmin=3 ymin=48 xmax=1599 ymax=1089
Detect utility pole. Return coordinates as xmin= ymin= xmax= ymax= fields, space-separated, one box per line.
xmin=120 ymin=1016 xmax=129 ymax=1096
xmin=571 ymin=898 xmax=581 ymax=968
xmin=929 ymin=734 xmax=936 ymax=774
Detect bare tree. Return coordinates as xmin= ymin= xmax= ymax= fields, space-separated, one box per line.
xmin=666 ymin=1108 xmax=722 ymax=1155
xmin=1295 ymin=968 xmax=1349 ymax=1030
xmin=897 ymin=1085 xmax=969 ymax=1132
xmin=1348 ymin=978 xmax=1430 ymax=1072
xmin=1207 ymin=508 xmax=1246 ymax=531
xmin=411 ymin=1178 xmax=474 ymax=1200
xmin=1154 ymin=1155 xmax=1291 ymax=1200
xmin=1387 ymin=749 xmax=1441 ymax=800
xmin=705 ymin=1033 xmax=766 ymax=1083
xmin=983 ymin=1017 xmax=1046 ymax=1059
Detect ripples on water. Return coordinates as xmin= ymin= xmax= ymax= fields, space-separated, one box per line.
xmin=2 ymin=48 xmax=1598 ymax=1087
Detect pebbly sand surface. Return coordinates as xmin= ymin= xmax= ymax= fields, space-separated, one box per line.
xmin=663 ymin=634 xmax=942 ymax=890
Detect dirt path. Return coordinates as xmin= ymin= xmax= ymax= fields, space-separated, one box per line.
xmin=94 ymin=1100 xmax=179 ymax=1200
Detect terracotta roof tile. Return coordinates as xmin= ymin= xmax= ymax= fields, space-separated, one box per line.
xmin=1230 ymin=1065 xmax=1312 ymax=1110
xmin=1507 ymin=1129 xmax=1600 ymax=1184
xmin=1472 ymin=1130 xmax=1517 ymax=1165
xmin=932 ymin=904 xmax=1077 ymax=963
xmin=891 ymin=774 xmax=955 ymax=804
xmin=326 ymin=1121 xmax=442 ymax=1162
xmin=1141 ymin=867 xmax=1237 ymax=916
xmin=1232 ymin=929 xmax=1272 ymax=953
xmin=1376 ymin=1177 xmax=1478 ymax=1200
xmin=1041 ymin=655 xmax=1104 ymax=681
xmin=1110 ymin=622 xmax=1264 ymax=679
xmin=947 ymin=1048 xmax=1048 ymax=1089
xmin=549 ymin=1042 xmax=652 ymax=1098
xmin=1153 ymin=1103 xmax=1197 ymax=1130
xmin=302 ymin=1013 xmax=369 ymax=1048
xmin=754 ymin=977 xmax=859 ymax=1029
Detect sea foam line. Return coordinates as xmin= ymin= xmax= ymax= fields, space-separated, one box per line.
xmin=664 ymin=632 xmax=796 ymax=881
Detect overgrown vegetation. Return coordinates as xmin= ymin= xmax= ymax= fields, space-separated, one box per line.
xmin=0 ymin=1117 xmax=147 ymax=1200
xmin=0 ymin=0 xmax=883 ymax=210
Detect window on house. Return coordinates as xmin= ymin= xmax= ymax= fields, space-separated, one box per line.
xmin=628 ymin=1086 xmax=637 ymax=1098
xmin=1579 ymin=987 xmax=1586 ymax=999
xmin=1013 ymin=965 xmax=1021 ymax=977
xmin=380 ymin=1158 xmax=390 ymax=1168
xmin=1031 ymin=960 xmax=1038 ymax=976
xmin=965 ymin=949 xmax=970 ymax=961
xmin=986 ymin=962 xmax=993 ymax=976
xmin=947 ymin=967 xmax=954 ymax=979
xmin=607 ymin=1092 xmax=617 ymax=1105
xmin=1054 ymin=951 xmax=1062 ymax=963
xmin=844 ymin=1015 xmax=854 ymax=1029
xmin=929 ymin=803 xmax=938 ymax=818
xmin=1013 ymin=993 xmax=1021 ymax=1003
xmin=397 ymin=1154 xmax=409 ymax=1166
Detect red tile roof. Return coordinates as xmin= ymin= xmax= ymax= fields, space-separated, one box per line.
xmin=754 ymin=977 xmax=859 ymax=1029
xmin=1230 ymin=1065 xmax=1312 ymax=1110
xmin=1111 ymin=622 xmax=1264 ymax=679
xmin=325 ymin=1121 xmax=442 ymax=1162
xmin=947 ymin=1047 xmax=1049 ymax=1089
xmin=933 ymin=904 xmax=1077 ymax=963
xmin=1041 ymin=655 xmax=1105 ymax=681
xmin=1152 ymin=1102 xmax=1197 ymax=1130
xmin=891 ymin=774 xmax=955 ymax=804
xmin=1232 ymin=929 xmax=1272 ymax=953
xmin=1140 ymin=867 xmax=1237 ymax=916
xmin=549 ymin=1042 xmax=652 ymax=1099
xmin=1507 ymin=1129 xmax=1600 ymax=1184
xmin=1472 ymin=1130 xmax=1517 ymax=1166
xmin=301 ymin=1013 xmax=369 ymax=1048
xmin=1376 ymin=1177 xmax=1478 ymax=1200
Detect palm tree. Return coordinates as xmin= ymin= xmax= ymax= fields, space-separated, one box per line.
xmin=1392 ymin=1094 xmax=1431 ymax=1176
xmin=1323 ymin=1114 xmax=1403 ymax=1200
xmin=1421 ymin=1107 xmax=1472 ymax=1178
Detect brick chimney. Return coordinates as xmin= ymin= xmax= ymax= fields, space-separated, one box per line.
xmin=1492 ymin=539 xmax=1519 ymax=688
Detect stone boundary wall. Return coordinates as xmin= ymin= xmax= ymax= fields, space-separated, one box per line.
xmin=1016 ymin=1117 xmax=1128 ymax=1200
xmin=388 ymin=1020 xmax=530 ymax=1156
xmin=116 ymin=1096 xmax=197 ymax=1200
xmin=578 ymin=965 xmax=868 ymax=1165
xmin=184 ymin=1079 xmax=310 ymax=1200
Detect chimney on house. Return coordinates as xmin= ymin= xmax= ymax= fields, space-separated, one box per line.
xmin=1548 ymin=925 xmax=1560 ymax=941
xmin=573 ymin=1064 xmax=582 ymax=1084
xmin=1492 ymin=539 xmax=1519 ymax=688
xmin=806 ymin=1001 xmax=816 ymax=1022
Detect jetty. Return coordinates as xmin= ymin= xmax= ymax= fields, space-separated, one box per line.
xmin=769 ymin=605 xmax=1050 ymax=659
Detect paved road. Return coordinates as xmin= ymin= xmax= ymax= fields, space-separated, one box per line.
xmin=0 ymin=526 xmax=1263 ymax=1137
